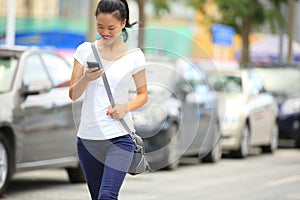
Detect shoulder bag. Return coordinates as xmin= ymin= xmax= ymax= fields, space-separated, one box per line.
xmin=91 ymin=43 xmax=150 ymax=175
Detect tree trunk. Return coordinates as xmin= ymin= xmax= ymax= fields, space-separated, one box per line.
xmin=25 ymin=0 xmax=33 ymax=18
xmin=240 ymin=16 xmax=252 ymax=67
xmin=136 ymin=0 xmax=145 ymax=48
xmin=287 ymin=0 xmax=296 ymax=64
xmin=87 ymin=0 xmax=97 ymax=42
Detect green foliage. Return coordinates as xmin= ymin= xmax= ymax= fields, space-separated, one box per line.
xmin=186 ymin=0 xmax=292 ymax=64
xmin=137 ymin=0 xmax=179 ymax=17
xmin=152 ymin=0 xmax=171 ymax=15
xmin=187 ymin=0 xmax=288 ymax=33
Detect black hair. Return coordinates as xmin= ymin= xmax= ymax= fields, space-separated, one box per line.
xmin=95 ymin=0 xmax=137 ymax=42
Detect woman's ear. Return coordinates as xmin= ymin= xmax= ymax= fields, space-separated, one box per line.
xmin=122 ymin=19 xmax=127 ymax=28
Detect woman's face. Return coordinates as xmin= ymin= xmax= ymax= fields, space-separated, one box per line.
xmin=96 ymin=13 xmax=126 ymax=44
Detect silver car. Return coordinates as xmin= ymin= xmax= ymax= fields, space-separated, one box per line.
xmin=208 ymin=69 xmax=279 ymax=158
xmin=0 ymin=46 xmax=84 ymax=194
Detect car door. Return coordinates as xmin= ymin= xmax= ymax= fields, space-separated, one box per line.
xmin=40 ymin=52 xmax=77 ymax=159
xmin=178 ymin=64 xmax=212 ymax=155
xmin=247 ymin=72 xmax=273 ymax=144
xmin=19 ymin=53 xmax=59 ymax=163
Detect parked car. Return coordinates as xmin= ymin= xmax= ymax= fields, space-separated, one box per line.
xmin=250 ymin=65 xmax=300 ymax=147
xmin=131 ymin=56 xmax=222 ymax=171
xmin=207 ymin=69 xmax=279 ymax=158
xmin=0 ymin=46 xmax=84 ymax=194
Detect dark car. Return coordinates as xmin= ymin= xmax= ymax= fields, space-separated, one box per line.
xmin=250 ymin=65 xmax=300 ymax=147
xmin=0 ymin=46 xmax=84 ymax=194
xmin=131 ymin=56 xmax=222 ymax=171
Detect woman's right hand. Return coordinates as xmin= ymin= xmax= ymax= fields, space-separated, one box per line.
xmin=69 ymin=60 xmax=105 ymax=101
xmin=84 ymin=68 xmax=105 ymax=82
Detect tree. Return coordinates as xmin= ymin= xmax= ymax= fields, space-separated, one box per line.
xmin=135 ymin=0 xmax=176 ymax=47
xmin=188 ymin=0 xmax=288 ymax=66
xmin=87 ymin=0 xmax=98 ymax=42
xmin=135 ymin=0 xmax=145 ymax=48
xmin=287 ymin=0 xmax=297 ymax=64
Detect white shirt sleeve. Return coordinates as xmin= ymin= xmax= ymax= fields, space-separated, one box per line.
xmin=73 ymin=42 xmax=90 ymax=66
xmin=132 ymin=48 xmax=146 ymax=75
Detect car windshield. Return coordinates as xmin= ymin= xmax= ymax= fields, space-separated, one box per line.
xmin=208 ymin=74 xmax=243 ymax=93
xmin=253 ymin=68 xmax=300 ymax=93
xmin=0 ymin=56 xmax=18 ymax=93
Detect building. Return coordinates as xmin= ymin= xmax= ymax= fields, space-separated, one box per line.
xmin=0 ymin=0 xmax=59 ymax=19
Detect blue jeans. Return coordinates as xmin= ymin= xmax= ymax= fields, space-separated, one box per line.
xmin=77 ymin=135 xmax=135 ymax=200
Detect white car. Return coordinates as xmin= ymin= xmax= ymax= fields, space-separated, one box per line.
xmin=208 ymin=69 xmax=279 ymax=158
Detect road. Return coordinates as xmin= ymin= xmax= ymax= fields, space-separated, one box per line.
xmin=2 ymin=148 xmax=300 ymax=200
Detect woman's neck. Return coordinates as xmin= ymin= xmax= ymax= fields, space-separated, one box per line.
xmin=97 ymin=38 xmax=128 ymax=61
xmin=99 ymin=37 xmax=124 ymax=51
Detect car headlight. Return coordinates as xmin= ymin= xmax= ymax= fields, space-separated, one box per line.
xmin=281 ymin=98 xmax=300 ymax=115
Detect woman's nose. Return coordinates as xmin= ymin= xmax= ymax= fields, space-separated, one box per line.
xmin=102 ymin=29 xmax=110 ymax=36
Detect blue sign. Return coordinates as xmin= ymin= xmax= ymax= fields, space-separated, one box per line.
xmin=211 ymin=24 xmax=235 ymax=46
xmin=14 ymin=31 xmax=86 ymax=49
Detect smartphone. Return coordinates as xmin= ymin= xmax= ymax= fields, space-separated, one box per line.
xmin=87 ymin=61 xmax=100 ymax=71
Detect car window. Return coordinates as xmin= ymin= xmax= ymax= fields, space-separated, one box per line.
xmin=23 ymin=54 xmax=50 ymax=86
xmin=41 ymin=53 xmax=71 ymax=88
xmin=247 ymin=73 xmax=260 ymax=95
xmin=183 ymin=64 xmax=209 ymax=94
xmin=252 ymin=68 xmax=300 ymax=93
xmin=0 ymin=56 xmax=18 ymax=93
xmin=208 ymin=74 xmax=242 ymax=93
xmin=248 ymin=72 xmax=265 ymax=93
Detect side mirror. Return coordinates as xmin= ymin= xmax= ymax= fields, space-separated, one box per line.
xmin=24 ymin=80 xmax=52 ymax=96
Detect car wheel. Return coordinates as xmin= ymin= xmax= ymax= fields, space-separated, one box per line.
xmin=66 ymin=165 xmax=86 ymax=183
xmin=261 ymin=123 xmax=279 ymax=153
xmin=164 ymin=123 xmax=179 ymax=170
xmin=296 ymin=139 xmax=300 ymax=149
xmin=202 ymin=139 xmax=222 ymax=163
xmin=0 ymin=134 xmax=13 ymax=195
xmin=233 ymin=125 xmax=250 ymax=158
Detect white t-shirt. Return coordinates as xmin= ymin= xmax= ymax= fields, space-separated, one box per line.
xmin=74 ymin=41 xmax=146 ymax=140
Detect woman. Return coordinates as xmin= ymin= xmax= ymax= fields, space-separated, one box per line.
xmin=69 ymin=0 xmax=148 ymax=199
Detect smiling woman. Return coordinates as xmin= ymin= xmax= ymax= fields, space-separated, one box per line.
xmin=95 ymin=0 xmax=137 ymax=43
xmin=68 ymin=0 xmax=148 ymax=199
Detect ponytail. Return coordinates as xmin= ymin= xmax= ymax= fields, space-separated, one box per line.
xmin=119 ymin=0 xmax=137 ymax=28
xmin=95 ymin=0 xmax=137 ymax=42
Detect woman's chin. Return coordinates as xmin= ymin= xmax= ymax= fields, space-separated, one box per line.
xmin=101 ymin=37 xmax=117 ymax=44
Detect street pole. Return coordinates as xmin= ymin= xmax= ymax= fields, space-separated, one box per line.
xmin=6 ymin=0 xmax=16 ymax=46
xmin=287 ymin=0 xmax=296 ymax=64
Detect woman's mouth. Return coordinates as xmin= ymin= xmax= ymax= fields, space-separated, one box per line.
xmin=103 ymin=35 xmax=113 ymax=40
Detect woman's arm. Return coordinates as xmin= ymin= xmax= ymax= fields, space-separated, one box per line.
xmin=69 ymin=59 xmax=104 ymax=101
xmin=107 ymin=69 xmax=148 ymax=119
xmin=128 ymin=69 xmax=148 ymax=111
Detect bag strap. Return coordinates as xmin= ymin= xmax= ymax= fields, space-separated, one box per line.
xmin=91 ymin=43 xmax=139 ymax=146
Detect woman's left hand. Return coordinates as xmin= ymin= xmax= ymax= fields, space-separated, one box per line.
xmin=106 ymin=104 xmax=129 ymax=120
